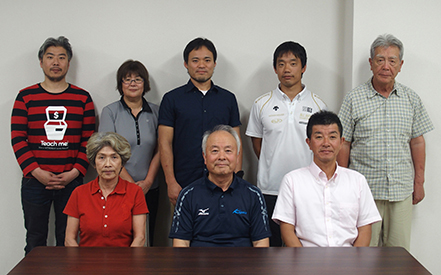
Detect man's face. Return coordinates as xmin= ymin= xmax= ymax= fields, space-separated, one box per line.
xmin=369 ymin=46 xmax=403 ymax=87
xmin=203 ymin=131 xmax=238 ymax=177
xmin=40 ymin=46 xmax=70 ymax=82
xmin=306 ymin=124 xmax=344 ymax=165
xmin=274 ymin=52 xmax=306 ymax=91
xmin=184 ymin=46 xmax=216 ymax=85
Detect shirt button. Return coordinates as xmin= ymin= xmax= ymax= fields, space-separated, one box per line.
xmin=221 ymin=205 xmax=224 ymax=208
xmin=105 ymin=215 xmax=108 ymax=218
xmin=103 ymin=206 xmax=105 ymax=209
xmin=104 ymin=224 xmax=107 ymax=228
xmin=101 ymin=197 xmax=104 ymax=200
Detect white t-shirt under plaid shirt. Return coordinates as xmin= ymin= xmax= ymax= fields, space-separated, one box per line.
xmin=338 ymin=79 xmax=434 ymax=201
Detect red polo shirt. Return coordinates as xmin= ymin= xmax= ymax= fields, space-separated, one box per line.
xmin=64 ymin=177 xmax=148 ymax=247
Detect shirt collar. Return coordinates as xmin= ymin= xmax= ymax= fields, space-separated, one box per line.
xmin=204 ymin=172 xmax=237 ymax=193
xmin=90 ymin=177 xmax=127 ymax=195
xmin=184 ymin=79 xmax=218 ymax=94
xmin=276 ymin=84 xmax=307 ymax=101
xmin=367 ymin=78 xmax=400 ymax=99
xmin=308 ymin=161 xmax=339 ymax=183
xmin=119 ymin=96 xmax=153 ymax=113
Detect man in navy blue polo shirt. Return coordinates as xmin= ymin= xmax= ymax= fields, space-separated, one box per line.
xmin=159 ymin=38 xmax=242 ymax=206
xmin=169 ymin=125 xmax=270 ymax=247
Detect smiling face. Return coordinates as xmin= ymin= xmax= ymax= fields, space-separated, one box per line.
xmin=95 ymin=146 xmax=122 ymax=182
xmin=121 ymin=73 xmax=145 ymax=101
xmin=40 ymin=46 xmax=70 ymax=82
xmin=369 ymin=45 xmax=403 ymax=89
xmin=306 ymin=124 xmax=344 ymax=166
xmin=184 ymin=46 xmax=216 ymax=85
xmin=203 ymin=130 xmax=238 ymax=178
xmin=274 ymin=52 xmax=306 ymax=92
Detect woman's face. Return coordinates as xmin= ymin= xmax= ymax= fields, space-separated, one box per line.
xmin=95 ymin=146 xmax=122 ymax=182
xmin=121 ymin=73 xmax=144 ymax=100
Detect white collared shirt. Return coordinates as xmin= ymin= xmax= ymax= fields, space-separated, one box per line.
xmin=272 ymin=161 xmax=381 ymax=247
xmin=246 ymin=85 xmax=327 ymax=195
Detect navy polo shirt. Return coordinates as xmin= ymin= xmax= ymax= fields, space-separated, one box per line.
xmin=169 ymin=174 xmax=271 ymax=247
xmin=158 ymin=80 xmax=241 ymax=188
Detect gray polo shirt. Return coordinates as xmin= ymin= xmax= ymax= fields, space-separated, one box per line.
xmin=99 ymin=97 xmax=159 ymax=189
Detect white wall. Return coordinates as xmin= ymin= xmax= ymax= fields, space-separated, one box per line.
xmin=0 ymin=1 xmax=438 ymax=274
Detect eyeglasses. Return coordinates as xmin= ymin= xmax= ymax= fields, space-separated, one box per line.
xmin=122 ymin=78 xmax=144 ymax=85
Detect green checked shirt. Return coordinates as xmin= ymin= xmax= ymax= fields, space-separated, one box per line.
xmin=339 ymin=79 xmax=433 ymax=201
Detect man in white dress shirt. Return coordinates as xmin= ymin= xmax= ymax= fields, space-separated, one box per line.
xmin=272 ymin=110 xmax=381 ymax=247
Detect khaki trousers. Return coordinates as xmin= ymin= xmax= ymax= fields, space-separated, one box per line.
xmin=370 ymin=195 xmax=412 ymax=251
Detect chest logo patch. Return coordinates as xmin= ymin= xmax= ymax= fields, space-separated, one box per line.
xmin=233 ymin=209 xmax=247 ymax=215
xmin=198 ymin=208 xmax=210 ymax=216
xmin=273 ymin=106 xmax=279 ymax=111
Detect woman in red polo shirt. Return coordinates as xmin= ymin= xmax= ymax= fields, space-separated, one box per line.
xmin=64 ymin=132 xmax=148 ymax=247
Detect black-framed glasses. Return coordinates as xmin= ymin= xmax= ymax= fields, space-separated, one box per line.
xmin=122 ymin=78 xmax=144 ymax=85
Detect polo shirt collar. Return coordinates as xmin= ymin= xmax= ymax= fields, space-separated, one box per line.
xmin=204 ymin=172 xmax=237 ymax=193
xmin=90 ymin=176 xmax=127 ymax=195
xmin=119 ymin=96 xmax=153 ymax=113
xmin=276 ymin=84 xmax=307 ymax=101
xmin=184 ymin=79 xmax=218 ymax=94
xmin=308 ymin=161 xmax=339 ymax=183
xmin=367 ymin=78 xmax=400 ymax=99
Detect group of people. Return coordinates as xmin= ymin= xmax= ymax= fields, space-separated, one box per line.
xmin=11 ymin=33 xmax=432 ymax=254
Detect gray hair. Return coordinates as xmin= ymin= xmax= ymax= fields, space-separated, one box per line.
xmin=86 ymin=132 xmax=131 ymax=167
xmin=38 ymin=36 xmax=73 ymax=61
xmin=202 ymin=125 xmax=241 ymax=155
xmin=370 ymin=34 xmax=404 ymax=60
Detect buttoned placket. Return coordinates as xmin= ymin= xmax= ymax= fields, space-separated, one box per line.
xmin=99 ymin=190 xmax=110 ymax=237
xmin=319 ymin=173 xmax=336 ymax=246
xmin=285 ymin=94 xmax=299 ymax=123
xmin=382 ymin=94 xmax=393 ymax=197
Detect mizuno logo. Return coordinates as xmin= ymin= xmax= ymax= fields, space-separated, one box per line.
xmin=233 ymin=209 xmax=247 ymax=215
xmin=198 ymin=208 xmax=209 ymax=216
xmin=273 ymin=106 xmax=279 ymax=111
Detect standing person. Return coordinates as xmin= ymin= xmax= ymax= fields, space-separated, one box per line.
xmin=159 ymin=37 xmax=242 ymax=206
xmin=246 ymin=41 xmax=327 ymax=246
xmin=11 ymin=36 xmax=96 ymax=254
xmin=169 ymin=125 xmax=270 ymax=247
xmin=338 ymin=34 xmax=434 ymax=250
xmin=272 ymin=111 xmax=381 ymax=247
xmin=99 ymin=60 xmax=160 ymax=246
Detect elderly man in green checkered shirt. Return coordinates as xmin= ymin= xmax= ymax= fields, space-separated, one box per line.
xmin=337 ymin=34 xmax=433 ymax=251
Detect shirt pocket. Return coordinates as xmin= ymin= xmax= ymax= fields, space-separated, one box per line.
xmin=338 ymin=203 xmax=359 ymax=229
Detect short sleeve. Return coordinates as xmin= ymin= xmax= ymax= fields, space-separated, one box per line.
xmin=63 ymin=188 xmax=80 ymax=218
xmin=158 ymin=92 xmax=175 ymax=128
xmin=246 ymin=100 xmax=263 ymax=138
xmin=132 ymin=185 xmax=148 ymax=215
xmin=338 ymin=93 xmax=355 ymax=142
xmin=99 ymin=105 xmax=117 ymax=133
xmin=272 ymin=174 xmax=295 ymax=226
xmin=410 ymin=92 xmax=434 ymax=138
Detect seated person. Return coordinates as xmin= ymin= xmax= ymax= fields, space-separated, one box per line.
xmin=169 ymin=125 xmax=270 ymax=247
xmin=64 ymin=132 xmax=148 ymax=247
xmin=272 ymin=111 xmax=381 ymax=247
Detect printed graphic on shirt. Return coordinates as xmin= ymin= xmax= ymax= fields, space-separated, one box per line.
xmin=41 ymin=106 xmax=69 ymax=150
xmin=232 ymin=208 xmax=247 ymax=215
xmin=44 ymin=106 xmax=68 ymax=140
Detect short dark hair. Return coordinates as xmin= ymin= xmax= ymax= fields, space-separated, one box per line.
xmin=306 ymin=110 xmax=343 ymax=139
xmin=38 ymin=36 xmax=73 ymax=61
xmin=273 ymin=41 xmax=307 ymax=70
xmin=116 ymin=60 xmax=151 ymax=96
xmin=183 ymin=37 xmax=217 ymax=63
